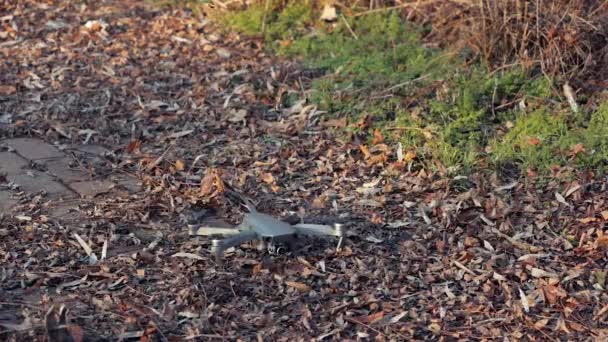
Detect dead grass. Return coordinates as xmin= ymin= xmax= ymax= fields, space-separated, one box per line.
xmin=404 ymin=0 xmax=608 ymax=85
xmin=218 ymin=0 xmax=607 ymax=86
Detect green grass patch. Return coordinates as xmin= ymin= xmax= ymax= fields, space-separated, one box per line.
xmin=216 ymin=2 xmax=606 ymax=175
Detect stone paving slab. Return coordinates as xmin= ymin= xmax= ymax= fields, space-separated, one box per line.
xmin=69 ymin=180 xmax=115 ymax=198
xmin=3 ymin=137 xmax=64 ymax=160
xmin=7 ymin=171 xmax=74 ymax=199
xmin=0 ymin=151 xmax=28 ymax=174
xmin=44 ymin=157 xmax=92 ymax=183
xmin=1 ymin=137 xmax=141 ymax=218
xmin=0 ymin=190 xmax=18 ymax=213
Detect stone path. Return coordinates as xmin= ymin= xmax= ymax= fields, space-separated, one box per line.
xmin=0 ymin=137 xmax=140 ymax=218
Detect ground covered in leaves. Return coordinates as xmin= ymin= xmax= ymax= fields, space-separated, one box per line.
xmin=2 ymin=0 xmax=608 ymax=340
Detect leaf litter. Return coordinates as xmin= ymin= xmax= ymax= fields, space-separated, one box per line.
xmin=1 ymin=0 xmax=608 ymax=340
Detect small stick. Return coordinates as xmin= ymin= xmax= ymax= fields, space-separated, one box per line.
xmin=452 ymin=260 xmax=477 ymax=276
xmin=340 ymin=14 xmax=358 ymax=40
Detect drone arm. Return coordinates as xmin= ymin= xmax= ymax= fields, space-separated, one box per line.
xmin=293 ymin=223 xmax=344 ymax=237
xmin=189 ymin=226 xmax=241 ymax=236
xmin=211 ymin=230 xmax=258 ymax=260
xmin=293 ymin=223 xmax=346 ymax=251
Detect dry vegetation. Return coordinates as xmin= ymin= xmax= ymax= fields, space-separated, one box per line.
xmin=415 ymin=0 xmax=608 ymax=87
xmin=225 ymin=0 xmax=608 ymax=85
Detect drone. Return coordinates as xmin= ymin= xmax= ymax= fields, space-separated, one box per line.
xmin=188 ymin=198 xmax=346 ymax=262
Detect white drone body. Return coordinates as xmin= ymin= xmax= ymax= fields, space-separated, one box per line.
xmin=188 ymin=204 xmax=345 ymax=261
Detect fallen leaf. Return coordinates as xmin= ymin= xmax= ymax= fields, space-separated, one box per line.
xmin=311 ymin=195 xmax=326 ymax=209
xmin=359 ymin=144 xmax=371 ymax=159
xmin=555 ymin=192 xmax=570 ymax=207
xmin=0 ymin=317 xmax=33 ymax=331
xmin=356 ymin=115 xmax=371 ymax=129
xmin=285 ymin=281 xmax=311 ymax=292
xmin=0 ymin=84 xmax=16 ymax=95
xmin=519 ymin=288 xmax=530 ymax=313
xmin=534 ymin=318 xmax=550 ymax=330
xmin=527 ymin=137 xmax=541 ymax=146
xmin=213 ymin=169 xmax=224 ymax=193
xmin=226 ymin=108 xmax=247 ymax=123
xmin=320 ymin=4 xmax=338 ymax=22
xmin=367 ymin=311 xmax=385 ymax=324
xmin=403 ymin=150 xmax=416 ymax=162
xmin=543 ymin=283 xmax=567 ymax=304
xmin=366 ymin=153 xmax=387 ymax=166
xmin=174 ymin=159 xmax=185 ymax=171
xmin=531 ymin=267 xmax=559 ymax=279
xmin=260 ymin=172 xmax=275 ymax=184
xmin=493 ymin=272 xmax=506 ymax=281
xmin=579 ymin=217 xmax=597 ymax=224
xmin=171 ymin=252 xmax=204 ymax=260
xmin=125 ymin=139 xmax=141 ymax=154
xmin=569 ymin=143 xmax=585 ymax=156
xmin=200 ymin=169 xmax=216 ymax=196
xmin=365 ymin=235 xmax=384 ymax=243
xmin=372 ymin=129 xmax=384 ymax=145
xmin=322 ymin=117 xmax=347 ymax=128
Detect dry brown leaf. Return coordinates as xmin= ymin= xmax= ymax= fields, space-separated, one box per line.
xmin=174 ymin=159 xmax=185 ymax=171
xmin=200 ymin=169 xmax=215 ymax=196
xmin=569 ymin=143 xmax=585 ymax=156
xmin=125 ymin=139 xmax=141 ymax=154
xmin=534 ymin=318 xmax=550 ymax=330
xmin=530 ymin=267 xmax=559 ymax=279
xmin=285 ymin=281 xmax=311 ymax=292
xmin=359 ymin=144 xmax=371 ymax=159
xmin=353 ymin=311 xmax=384 ymax=324
xmin=372 ymin=128 xmax=384 ymax=145
xmin=596 ymin=234 xmax=608 ymax=249
xmin=0 ymin=85 xmax=16 ymax=95
xmin=527 ymin=137 xmax=541 ymax=146
xmin=601 ymin=211 xmax=608 ymax=220
xmin=356 ymin=115 xmax=371 ymax=129
xmin=579 ymin=217 xmax=597 ymax=224
xmin=543 ymin=283 xmax=567 ymax=305
xmin=322 ymin=117 xmax=347 ymax=128
xmin=260 ymin=172 xmax=275 ymax=184
xmin=213 ymin=169 xmax=224 ymax=193
xmin=371 ymin=212 xmax=383 ymax=224
xmin=366 ymin=153 xmax=387 ymax=166
xmin=311 ymin=195 xmax=326 ymax=209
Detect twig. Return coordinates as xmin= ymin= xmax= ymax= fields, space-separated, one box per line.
xmin=452 ymin=260 xmax=477 ymax=276
xmin=340 ymin=15 xmax=358 ymax=40
xmin=261 ymin=0 xmax=270 ymax=36
xmin=184 ymin=334 xmax=225 ymax=340
xmin=353 ymin=0 xmax=443 ymax=17
xmin=491 ymin=77 xmax=497 ymax=119
xmin=379 ymin=75 xmax=429 ymax=94
xmin=146 ymin=142 xmax=175 ymax=172
xmin=345 ymin=317 xmax=387 ymax=337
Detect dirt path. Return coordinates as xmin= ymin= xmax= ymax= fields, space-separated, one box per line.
xmin=1 ymin=1 xmax=608 ymax=340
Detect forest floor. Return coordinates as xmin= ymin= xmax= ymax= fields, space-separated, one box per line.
xmin=1 ymin=0 xmax=608 ymax=340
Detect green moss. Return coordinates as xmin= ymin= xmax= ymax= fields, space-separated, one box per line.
xmin=490 ymin=109 xmax=580 ymax=170
xmin=222 ymin=5 xmax=266 ymax=35
xmin=265 ymin=2 xmax=312 ymax=43
xmin=583 ymin=103 xmax=608 ymax=168
xmin=219 ymin=1 xmax=313 ymax=42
